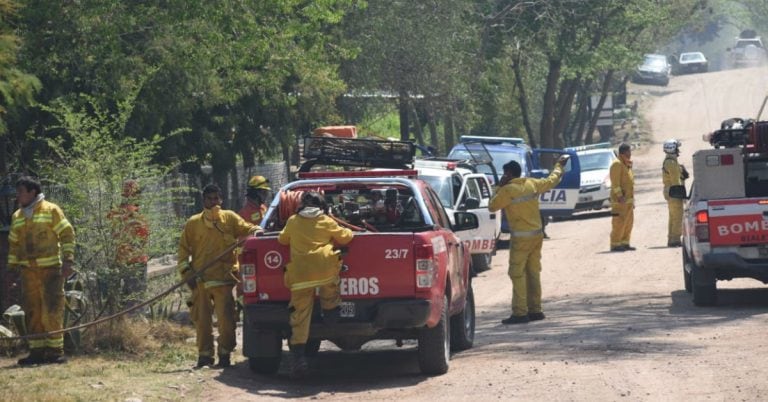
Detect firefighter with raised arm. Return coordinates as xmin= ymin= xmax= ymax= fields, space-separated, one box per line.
xmin=489 ymin=154 xmax=570 ymax=325
xmin=610 ymin=143 xmax=636 ymax=252
xmin=277 ymin=191 xmax=354 ymax=379
xmin=177 ymin=184 xmax=261 ymax=369
xmin=662 ymin=139 xmax=688 ymax=247
xmin=8 ymin=176 xmax=75 ymax=365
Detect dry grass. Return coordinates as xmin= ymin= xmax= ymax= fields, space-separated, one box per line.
xmin=0 ymin=318 xmax=213 ymax=401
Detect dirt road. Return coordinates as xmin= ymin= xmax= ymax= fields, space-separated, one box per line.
xmin=202 ymin=67 xmax=768 ymax=401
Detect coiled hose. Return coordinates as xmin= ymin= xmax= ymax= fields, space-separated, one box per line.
xmin=278 ymin=190 xmax=374 ymax=232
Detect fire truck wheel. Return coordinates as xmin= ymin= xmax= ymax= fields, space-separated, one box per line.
xmin=248 ymin=331 xmax=282 ymax=375
xmin=418 ymin=294 xmax=450 ymax=375
xmin=450 ymin=283 xmax=475 ymax=351
xmin=691 ymin=268 xmax=717 ymax=307
xmin=471 ymin=254 xmax=492 ymax=273
xmin=305 ymin=339 xmax=321 ymax=357
xmin=682 ymin=248 xmax=692 ymax=293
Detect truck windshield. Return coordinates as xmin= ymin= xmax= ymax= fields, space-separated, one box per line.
xmin=578 ymin=151 xmax=614 ymax=172
xmin=419 ymin=175 xmax=454 ymax=208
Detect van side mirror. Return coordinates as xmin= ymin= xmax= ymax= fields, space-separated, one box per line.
xmin=453 ymin=212 xmax=479 ymax=231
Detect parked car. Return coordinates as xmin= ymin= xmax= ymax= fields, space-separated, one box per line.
xmin=414 ymin=158 xmax=500 ymax=273
xmin=674 ymin=52 xmax=709 ymax=75
xmin=564 ymin=143 xmax=616 ymax=213
xmin=632 ymin=54 xmax=671 ymax=86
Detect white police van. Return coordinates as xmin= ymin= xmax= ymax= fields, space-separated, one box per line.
xmin=414 ymin=159 xmax=500 ymax=272
xmin=564 ymin=142 xmax=616 ymax=213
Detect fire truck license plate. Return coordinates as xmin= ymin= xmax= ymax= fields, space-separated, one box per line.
xmin=339 ymin=302 xmax=355 ymax=318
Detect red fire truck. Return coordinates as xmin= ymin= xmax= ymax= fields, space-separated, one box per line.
xmin=240 ymin=137 xmax=478 ymax=375
xmin=682 ymin=114 xmax=768 ymax=306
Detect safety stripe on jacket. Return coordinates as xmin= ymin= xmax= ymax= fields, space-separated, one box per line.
xmin=290 ymin=276 xmax=336 ymax=291
xmin=510 ymin=228 xmax=544 ymax=238
xmin=16 ymin=255 xmax=61 ymax=267
xmin=508 ymin=193 xmax=538 ymax=204
xmin=53 ymin=218 xmax=72 ymax=235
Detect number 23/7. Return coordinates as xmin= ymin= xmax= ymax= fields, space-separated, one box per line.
xmin=384 ymin=249 xmax=409 ymax=259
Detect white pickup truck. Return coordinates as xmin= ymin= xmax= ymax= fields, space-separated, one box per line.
xmin=682 ymin=117 xmax=768 ymax=306
xmin=414 ymin=159 xmax=500 ymax=273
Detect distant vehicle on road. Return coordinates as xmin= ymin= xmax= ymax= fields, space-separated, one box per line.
xmin=673 ymin=52 xmax=709 ymax=75
xmin=632 ymin=54 xmax=671 ymax=86
xmin=726 ymin=30 xmax=767 ymax=68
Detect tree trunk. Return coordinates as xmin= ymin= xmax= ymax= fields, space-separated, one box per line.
xmin=399 ymin=92 xmax=410 ymax=141
xmin=0 ymin=136 xmax=7 ymax=176
xmin=443 ymin=102 xmax=456 ymax=152
xmin=539 ymin=58 xmax=562 ymax=149
xmin=426 ymin=101 xmax=439 ymax=154
xmin=586 ymin=70 xmax=615 ymax=145
xmin=511 ymin=56 xmax=537 ymax=148
xmin=553 ymin=78 xmax=580 ymax=148
xmin=230 ymin=165 xmax=241 ymax=211
xmin=409 ymin=99 xmax=425 ymax=147
xmin=573 ymin=86 xmax=591 ymax=145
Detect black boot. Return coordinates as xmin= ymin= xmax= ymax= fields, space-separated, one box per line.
xmin=44 ymin=347 xmax=68 ymax=364
xmin=322 ymin=306 xmax=341 ymax=324
xmin=194 ymin=356 xmax=215 ymax=369
xmin=18 ymin=348 xmax=46 ymax=366
xmin=215 ymin=354 xmax=231 ymax=368
xmin=289 ymin=344 xmax=309 ymax=379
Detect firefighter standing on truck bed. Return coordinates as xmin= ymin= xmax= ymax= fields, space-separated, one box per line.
xmin=8 ymin=176 xmax=75 ymax=366
xmin=489 ymin=154 xmax=570 ymax=325
xmin=662 ymin=139 xmax=688 ymax=247
xmin=278 ymin=191 xmax=354 ymax=379
xmin=610 ymin=143 xmax=636 ymax=252
xmin=177 ymin=184 xmax=261 ymax=369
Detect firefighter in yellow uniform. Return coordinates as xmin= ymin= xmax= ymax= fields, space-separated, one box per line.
xmin=662 ymin=139 xmax=688 ymax=247
xmin=489 ymin=155 xmax=569 ymax=324
xmin=238 ymin=175 xmax=271 ymax=226
xmin=278 ymin=191 xmax=354 ymax=378
xmin=8 ymin=176 xmax=75 ymax=366
xmin=177 ymin=184 xmax=260 ymax=369
xmin=610 ymin=143 xmax=636 ymax=252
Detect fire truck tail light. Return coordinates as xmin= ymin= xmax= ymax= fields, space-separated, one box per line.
xmin=695 ymin=210 xmax=709 ymax=224
xmin=695 ymin=225 xmax=709 ymax=242
xmin=415 ymin=243 xmax=435 ymax=289
xmin=721 ymin=154 xmax=734 ymax=165
xmin=241 ymin=263 xmax=257 ymax=295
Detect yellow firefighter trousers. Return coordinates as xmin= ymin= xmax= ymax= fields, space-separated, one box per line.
xmin=289 ymin=281 xmax=341 ymax=346
xmin=508 ymin=236 xmax=544 ymax=317
xmin=610 ymin=203 xmax=634 ymax=248
xmin=667 ymin=198 xmax=684 ymax=242
xmin=21 ymin=266 xmax=65 ymax=351
xmin=190 ymin=284 xmax=236 ymax=357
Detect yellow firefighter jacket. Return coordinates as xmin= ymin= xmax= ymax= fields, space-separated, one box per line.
xmin=278 ymin=209 xmax=354 ymax=291
xmin=610 ymin=156 xmax=634 ymax=207
xmin=8 ymin=199 xmax=75 ymax=268
xmin=177 ymin=208 xmax=257 ymax=288
xmin=488 ymin=164 xmax=563 ymax=236
xmin=662 ymin=155 xmax=683 ymax=188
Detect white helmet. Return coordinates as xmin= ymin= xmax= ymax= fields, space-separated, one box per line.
xmin=663 ymin=139 xmax=681 ymax=154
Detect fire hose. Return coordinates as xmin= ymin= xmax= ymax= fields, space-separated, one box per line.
xmin=1 ymin=238 xmax=246 ymax=341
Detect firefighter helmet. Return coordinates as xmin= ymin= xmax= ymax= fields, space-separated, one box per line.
xmin=663 ymin=139 xmax=681 ymax=155
xmin=247 ymin=175 xmax=271 ymax=190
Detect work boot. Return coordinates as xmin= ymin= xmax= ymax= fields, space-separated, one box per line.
xmin=528 ymin=312 xmax=546 ymax=321
xmin=194 ymin=356 xmax=215 ymax=369
xmin=17 ymin=348 xmax=46 ymax=366
xmin=624 ymin=245 xmax=637 ymax=251
xmin=610 ymin=246 xmax=626 ymax=252
xmin=667 ymin=240 xmax=682 ymax=247
xmin=44 ymin=347 xmax=68 ymax=364
xmin=215 ymin=354 xmax=231 ymax=368
xmin=323 ymin=306 xmax=341 ymax=324
xmin=501 ymin=315 xmax=530 ymax=325
xmin=289 ymin=344 xmax=309 ymax=379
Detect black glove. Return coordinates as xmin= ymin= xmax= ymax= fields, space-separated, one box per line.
xmin=681 ymin=165 xmax=690 ymax=180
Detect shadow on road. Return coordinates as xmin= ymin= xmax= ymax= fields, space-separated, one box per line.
xmin=212 ymin=348 xmax=426 ymax=398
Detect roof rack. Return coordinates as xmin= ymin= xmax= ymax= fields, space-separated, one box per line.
xmin=564 ymin=142 xmax=612 ymax=152
xmin=300 ymin=136 xmax=415 ymax=172
xmin=459 ymin=135 xmax=525 ymax=145
xmin=707 ymin=121 xmax=768 ymax=152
